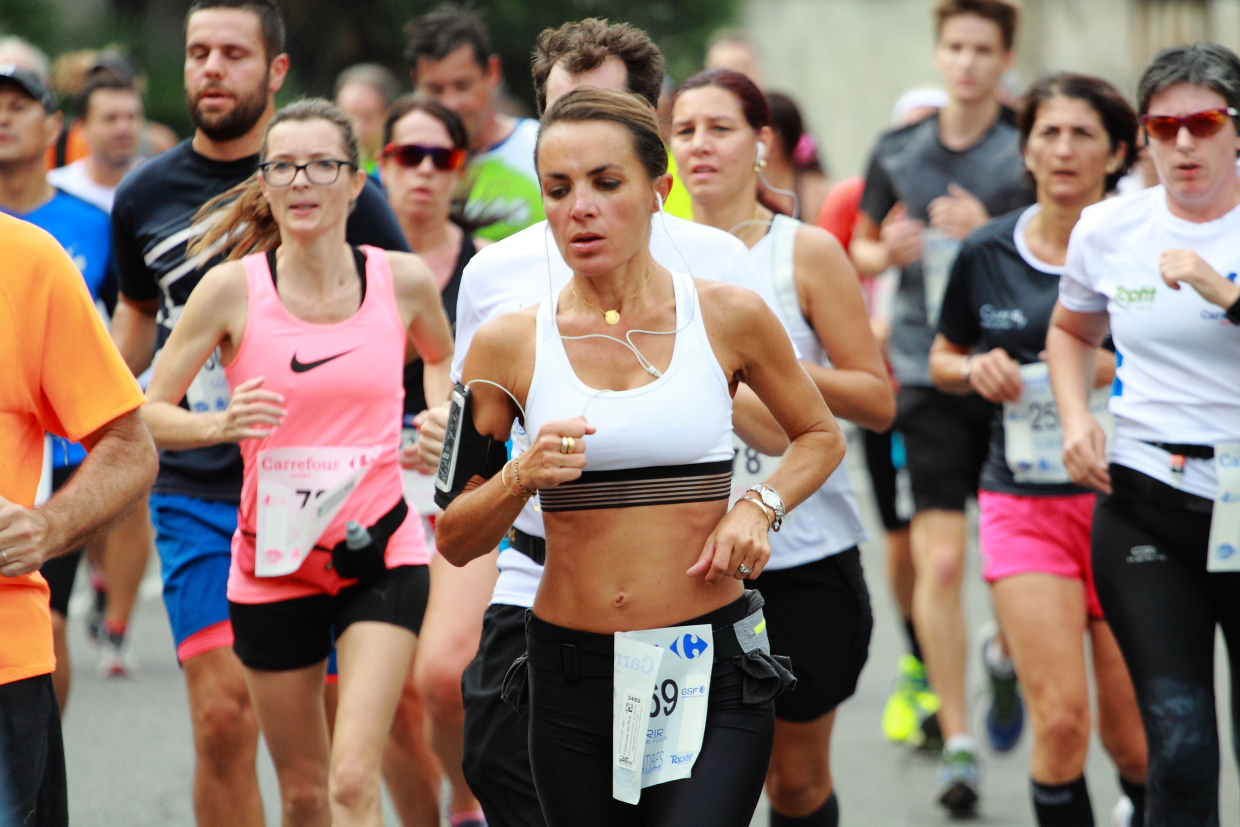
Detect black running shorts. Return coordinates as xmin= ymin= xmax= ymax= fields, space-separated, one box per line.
xmin=0 ymin=674 xmax=68 ymax=827
xmin=39 ymin=465 xmax=84 ymax=618
xmin=229 ymin=564 xmax=429 ymax=671
xmin=862 ymin=428 xmax=910 ymax=531
xmin=746 ymin=548 xmax=873 ymax=721
xmin=895 ymin=386 xmax=994 ymax=513
xmin=462 ymin=603 xmax=546 ymax=827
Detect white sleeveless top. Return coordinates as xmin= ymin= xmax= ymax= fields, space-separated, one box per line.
xmin=747 ymin=215 xmax=868 ymax=569
xmin=523 ymin=269 xmax=735 ymax=512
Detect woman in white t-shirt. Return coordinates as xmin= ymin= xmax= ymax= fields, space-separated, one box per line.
xmin=1046 ymin=43 xmax=1240 ymax=826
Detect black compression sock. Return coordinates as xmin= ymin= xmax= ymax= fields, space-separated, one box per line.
xmin=1120 ymin=777 xmax=1146 ymax=827
xmin=903 ymin=618 xmax=924 ymax=663
xmin=1031 ymin=776 xmax=1093 ymax=827
xmin=770 ymin=791 xmax=838 ymax=827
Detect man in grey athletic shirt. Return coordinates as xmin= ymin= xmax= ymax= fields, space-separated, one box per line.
xmin=416 ymin=19 xmax=788 ymax=827
xmin=850 ymin=0 xmax=1033 ymax=815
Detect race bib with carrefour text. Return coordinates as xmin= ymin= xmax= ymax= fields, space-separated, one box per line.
xmin=612 ymin=624 xmax=714 ymax=804
xmin=255 ymin=446 xmax=380 ymax=577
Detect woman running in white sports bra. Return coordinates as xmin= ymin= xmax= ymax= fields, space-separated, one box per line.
xmin=435 ymin=87 xmax=843 ymax=827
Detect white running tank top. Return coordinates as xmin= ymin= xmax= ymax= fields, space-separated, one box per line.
xmin=522 ymin=269 xmax=734 ymax=485
xmin=745 ymin=215 xmax=867 ymax=569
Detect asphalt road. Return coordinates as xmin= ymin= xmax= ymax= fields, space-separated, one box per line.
xmin=59 ymin=437 xmax=1238 ymax=826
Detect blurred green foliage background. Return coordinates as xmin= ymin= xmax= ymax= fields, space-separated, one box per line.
xmin=0 ymin=0 xmax=739 ymax=137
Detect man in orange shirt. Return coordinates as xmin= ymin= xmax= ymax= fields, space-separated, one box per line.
xmin=0 ymin=212 xmax=157 ymax=826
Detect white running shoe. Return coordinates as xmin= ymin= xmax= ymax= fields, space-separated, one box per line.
xmin=96 ymin=638 xmax=136 ymax=678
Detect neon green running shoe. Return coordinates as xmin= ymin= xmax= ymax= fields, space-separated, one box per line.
xmin=882 ymin=654 xmax=941 ymax=745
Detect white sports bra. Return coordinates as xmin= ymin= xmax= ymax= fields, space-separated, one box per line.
xmin=523 ymin=270 xmax=735 ymax=512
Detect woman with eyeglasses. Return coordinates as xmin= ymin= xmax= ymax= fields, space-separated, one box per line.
xmin=142 ymin=98 xmax=454 ymax=827
xmin=669 ymin=68 xmax=894 ymax=827
xmin=929 ymin=74 xmax=1147 ymax=827
xmin=1046 ymin=43 xmax=1240 ymax=826
xmin=377 ymin=95 xmax=493 ymax=827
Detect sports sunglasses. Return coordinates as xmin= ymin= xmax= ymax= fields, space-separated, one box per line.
xmin=1140 ymin=107 xmax=1239 ymax=142
xmin=381 ymin=143 xmax=467 ymax=171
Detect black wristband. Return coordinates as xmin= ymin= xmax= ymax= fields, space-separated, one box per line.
xmin=1226 ymin=292 xmax=1240 ymax=326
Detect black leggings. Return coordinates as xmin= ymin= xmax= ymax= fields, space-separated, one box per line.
xmin=1092 ymin=465 xmax=1240 ymax=827
xmin=526 ymin=603 xmax=775 ymax=827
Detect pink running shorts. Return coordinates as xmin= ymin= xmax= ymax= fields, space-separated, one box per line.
xmin=978 ymin=489 xmax=1103 ymax=619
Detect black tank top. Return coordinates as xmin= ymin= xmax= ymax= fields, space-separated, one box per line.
xmin=403 ymin=228 xmax=477 ymax=415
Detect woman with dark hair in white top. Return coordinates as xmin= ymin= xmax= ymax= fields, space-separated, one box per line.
xmin=671 ymin=67 xmax=894 ymax=827
xmin=1047 ymin=43 xmax=1240 ymax=826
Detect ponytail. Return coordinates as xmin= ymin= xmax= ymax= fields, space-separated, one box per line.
xmin=188 ymin=173 xmax=280 ymax=261
xmin=187 ymin=97 xmax=361 ymax=262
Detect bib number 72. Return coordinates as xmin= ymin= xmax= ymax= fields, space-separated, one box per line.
xmin=295 ymin=488 xmax=326 ymax=508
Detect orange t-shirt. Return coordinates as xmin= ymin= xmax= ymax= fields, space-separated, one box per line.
xmin=44 ymin=120 xmax=89 ymax=171
xmin=0 ymin=212 xmax=145 ymax=686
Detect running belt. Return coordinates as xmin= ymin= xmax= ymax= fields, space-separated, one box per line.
xmin=537 ymin=460 xmax=732 ymax=512
xmin=1143 ymin=441 xmax=1215 ymax=460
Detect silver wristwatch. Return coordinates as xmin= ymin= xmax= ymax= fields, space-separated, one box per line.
xmin=746 ymin=484 xmax=785 ymax=532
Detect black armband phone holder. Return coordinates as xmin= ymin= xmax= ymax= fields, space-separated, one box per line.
xmin=433 ymin=383 xmax=508 ymax=509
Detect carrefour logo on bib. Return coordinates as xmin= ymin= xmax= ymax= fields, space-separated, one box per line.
xmin=1113 ymin=286 xmax=1157 ymax=307
xmin=669 ymin=633 xmax=709 ymax=660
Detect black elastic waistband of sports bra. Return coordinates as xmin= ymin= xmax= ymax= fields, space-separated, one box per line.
xmin=537 ymin=460 xmax=732 ymax=513
xmin=1110 ymin=464 xmax=1214 ymax=514
xmin=506 ymin=528 xmax=545 ymax=566
xmin=1143 ymin=441 xmax=1215 ymax=460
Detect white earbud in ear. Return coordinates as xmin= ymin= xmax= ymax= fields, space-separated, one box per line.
xmin=656 ymin=191 xmax=664 ymax=212
xmin=755 ymin=141 xmax=767 ymax=165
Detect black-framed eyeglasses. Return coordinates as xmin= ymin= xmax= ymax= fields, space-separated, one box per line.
xmin=258 ymin=159 xmax=358 ymax=187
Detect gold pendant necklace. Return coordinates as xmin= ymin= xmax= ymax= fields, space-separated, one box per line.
xmin=571 ymin=268 xmax=653 ymax=326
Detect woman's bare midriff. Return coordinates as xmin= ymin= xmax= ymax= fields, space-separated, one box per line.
xmin=532 ymin=499 xmax=745 ymax=633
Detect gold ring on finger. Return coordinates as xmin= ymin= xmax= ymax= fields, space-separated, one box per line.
xmin=560 ymin=436 xmax=574 ymax=454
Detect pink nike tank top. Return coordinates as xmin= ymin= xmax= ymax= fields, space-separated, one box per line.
xmin=225 ymin=245 xmax=429 ymax=604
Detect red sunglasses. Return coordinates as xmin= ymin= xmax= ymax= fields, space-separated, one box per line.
xmin=1140 ymin=107 xmax=1239 ymax=142
xmin=381 ymin=143 xmax=467 ymax=171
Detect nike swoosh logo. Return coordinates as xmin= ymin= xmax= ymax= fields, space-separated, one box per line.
xmin=290 ymin=348 xmax=358 ymax=373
